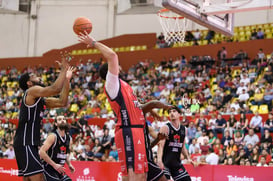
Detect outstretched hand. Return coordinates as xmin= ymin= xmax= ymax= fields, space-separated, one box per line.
xmin=66 ymin=66 xmax=76 ymax=81
xmin=150 ymin=110 xmax=162 ymax=121
xmin=78 ymin=31 xmax=96 ymax=48
xmin=69 ymin=164 xmax=75 ymax=173
xmin=56 ymin=51 xmax=71 ymax=71
xmin=157 ymin=132 xmax=168 ymax=141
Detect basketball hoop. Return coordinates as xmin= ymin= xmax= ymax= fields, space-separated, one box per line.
xmin=157 ymin=8 xmax=189 ymax=44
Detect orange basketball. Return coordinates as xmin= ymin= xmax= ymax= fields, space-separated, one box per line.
xmin=73 ymin=17 xmax=92 ymax=35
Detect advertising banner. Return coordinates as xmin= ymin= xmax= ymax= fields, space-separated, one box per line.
xmin=213 ymin=165 xmax=273 ymax=181
xmin=1 ymin=159 xmax=273 ymax=181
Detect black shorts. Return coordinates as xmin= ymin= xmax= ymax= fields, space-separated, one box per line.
xmin=147 ymin=160 xmax=164 ymax=181
xmin=44 ymin=165 xmax=72 ymax=181
xmin=14 ymin=145 xmax=44 ymax=177
xmin=164 ymin=165 xmax=191 ymax=181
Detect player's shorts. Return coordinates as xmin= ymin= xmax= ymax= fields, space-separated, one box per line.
xmin=164 ymin=165 xmax=191 ymax=181
xmin=43 ymin=165 xmax=72 ymax=181
xmin=147 ymin=160 xmax=164 ymax=181
xmin=115 ymin=126 xmax=148 ymax=176
xmin=14 ymin=145 xmax=44 ymax=177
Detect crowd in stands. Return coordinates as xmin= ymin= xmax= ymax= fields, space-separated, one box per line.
xmin=156 ymin=23 xmax=271 ymax=47
xmin=0 ymin=45 xmax=273 ymax=167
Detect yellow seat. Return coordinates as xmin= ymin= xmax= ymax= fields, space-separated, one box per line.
xmin=130 ymin=46 xmax=136 ymax=51
xmin=11 ymin=82 xmax=18 ymax=88
xmin=12 ymin=112 xmax=18 ymax=118
xmin=2 ymin=76 xmax=7 ymax=82
xmin=82 ymin=49 xmax=88 ymax=54
xmin=244 ymin=26 xmax=250 ymax=31
xmin=200 ymin=107 xmax=206 ymax=114
xmin=210 ymin=77 xmax=216 ymax=85
xmin=76 ymin=50 xmax=83 ymax=55
xmin=201 ymin=40 xmax=208 ymax=45
xmin=71 ymin=50 xmax=77 ymax=55
xmin=266 ymin=33 xmax=272 ymax=39
xmin=113 ymin=47 xmax=119 ymax=52
xmin=250 ymin=105 xmax=258 ymax=113
xmin=239 ymin=36 xmax=246 ymax=41
xmin=211 ymin=84 xmax=218 ymax=91
xmin=255 ymin=93 xmax=264 ymax=100
xmin=70 ymin=104 xmax=79 ymax=112
xmin=119 ymin=47 xmax=125 ymax=52
xmin=6 ymin=82 xmax=12 ymax=88
xmin=259 ymin=105 xmax=268 ymax=114
xmin=87 ymin=49 xmax=93 ymax=54
xmin=263 ymin=24 xmax=269 ymax=28
xmin=7 ymin=90 xmax=14 ymax=97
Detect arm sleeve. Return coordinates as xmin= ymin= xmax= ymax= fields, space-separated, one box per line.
xmin=105 ymin=71 xmax=120 ymax=100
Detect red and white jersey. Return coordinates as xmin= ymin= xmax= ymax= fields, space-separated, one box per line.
xmin=105 ymin=79 xmax=145 ymax=128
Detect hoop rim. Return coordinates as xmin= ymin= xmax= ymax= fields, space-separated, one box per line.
xmin=157 ymin=9 xmax=184 ymax=20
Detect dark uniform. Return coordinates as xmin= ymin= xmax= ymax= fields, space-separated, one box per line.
xmin=13 ymin=92 xmax=45 ymax=177
xmin=162 ymin=122 xmax=191 ymax=181
xmin=144 ymin=121 xmax=164 ymax=181
xmin=43 ymin=130 xmax=72 ymax=181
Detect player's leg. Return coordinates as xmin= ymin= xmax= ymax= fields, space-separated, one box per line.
xmin=23 ymin=146 xmax=45 ymax=181
xmin=131 ymin=128 xmax=148 ymax=181
xmin=115 ymin=129 xmax=130 ymax=181
xmin=163 ymin=167 xmax=172 ymax=181
xmin=25 ymin=173 xmax=45 ymax=181
xmin=147 ymin=160 xmax=167 ymax=181
xmin=122 ymin=175 xmax=129 ymax=181
xmin=171 ymin=165 xmax=191 ymax=181
xmin=15 ymin=145 xmax=44 ymax=181
xmin=128 ymin=168 xmax=146 ymax=181
xmin=61 ymin=174 xmax=72 ymax=181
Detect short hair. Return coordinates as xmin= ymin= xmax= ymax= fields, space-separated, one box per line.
xmin=168 ymin=105 xmax=181 ymax=114
xmin=99 ymin=63 xmax=108 ymax=80
xmin=18 ymin=73 xmax=30 ymax=91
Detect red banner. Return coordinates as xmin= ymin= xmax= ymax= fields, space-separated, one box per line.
xmin=1 ymin=159 xmax=273 ymax=181
xmin=0 ymin=159 xmax=21 ymax=181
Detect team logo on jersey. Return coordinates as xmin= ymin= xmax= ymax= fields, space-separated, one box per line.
xmin=60 ymin=146 xmax=66 ymax=153
xmin=173 ymin=134 xmax=180 ymax=143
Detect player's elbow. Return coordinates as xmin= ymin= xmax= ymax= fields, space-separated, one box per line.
xmin=51 ymin=84 xmax=63 ymax=94
xmin=59 ymin=101 xmax=68 ymax=108
xmin=108 ymin=52 xmax=118 ymax=62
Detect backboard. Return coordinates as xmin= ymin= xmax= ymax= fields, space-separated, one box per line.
xmin=162 ymin=0 xmax=273 ymax=37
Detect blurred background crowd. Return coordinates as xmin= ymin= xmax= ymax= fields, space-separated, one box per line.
xmin=0 ymin=43 xmax=273 ymax=167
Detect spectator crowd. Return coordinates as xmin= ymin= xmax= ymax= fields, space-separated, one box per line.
xmin=0 ymin=44 xmax=273 ymax=168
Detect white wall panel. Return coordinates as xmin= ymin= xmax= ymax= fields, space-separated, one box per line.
xmin=0 ymin=0 xmax=272 ymax=58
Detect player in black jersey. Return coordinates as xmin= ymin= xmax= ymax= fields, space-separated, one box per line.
xmin=13 ymin=55 xmax=75 ymax=181
xmin=157 ymin=106 xmax=192 ymax=181
xmin=141 ymin=100 xmax=172 ymax=181
xmin=39 ymin=115 xmax=75 ymax=181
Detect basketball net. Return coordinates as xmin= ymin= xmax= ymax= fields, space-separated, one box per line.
xmin=157 ymin=9 xmax=189 ymax=44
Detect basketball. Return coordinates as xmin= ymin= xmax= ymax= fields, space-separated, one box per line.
xmin=73 ymin=17 xmax=92 ymax=35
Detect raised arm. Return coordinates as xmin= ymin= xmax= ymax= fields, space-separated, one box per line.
xmin=27 ymin=54 xmax=69 ymax=99
xmin=45 ymin=66 xmax=75 ymax=108
xmin=78 ymin=33 xmax=119 ymax=76
xmin=157 ymin=125 xmax=169 ymax=169
xmin=141 ymin=100 xmax=172 ymax=115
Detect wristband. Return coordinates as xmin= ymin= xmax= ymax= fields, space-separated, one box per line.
xmin=92 ymin=41 xmax=97 ymax=47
